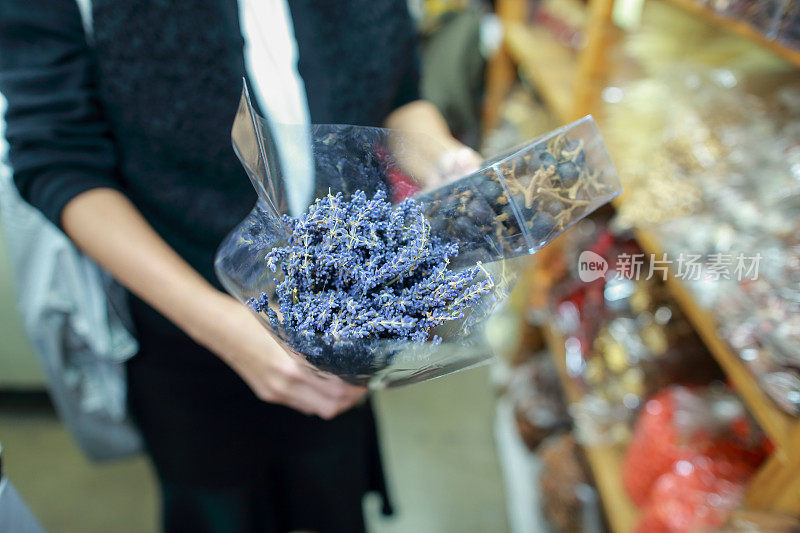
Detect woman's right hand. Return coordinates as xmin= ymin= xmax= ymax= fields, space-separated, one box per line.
xmin=194 ymin=291 xmax=368 ymax=419
xmin=61 ymin=190 xmax=364 ymax=419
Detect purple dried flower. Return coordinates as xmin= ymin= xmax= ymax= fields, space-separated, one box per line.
xmin=246 ymin=190 xmax=495 ymax=356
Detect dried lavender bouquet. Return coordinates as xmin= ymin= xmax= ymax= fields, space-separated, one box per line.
xmin=216 ymin=86 xmax=621 ymax=388
xmin=247 ymin=189 xmax=496 ymax=377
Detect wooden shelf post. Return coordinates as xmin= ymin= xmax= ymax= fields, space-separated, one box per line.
xmin=573 ymin=0 xmax=616 ymax=119
xmin=482 ymin=0 xmax=528 ymax=132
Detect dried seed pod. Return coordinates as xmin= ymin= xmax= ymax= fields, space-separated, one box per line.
xmin=529 ymin=213 xmax=556 ymax=242
xmin=454 ymin=216 xmax=484 ymax=242
xmin=467 ymin=198 xmax=494 ymax=226
xmin=538 ymin=151 xmax=557 ymax=169
xmin=556 ymin=161 xmax=580 ymax=188
xmin=478 ymin=179 xmax=504 ymax=203
xmin=542 ymin=199 xmax=567 ymax=217
xmin=429 ymin=216 xmax=449 ymax=236
xmin=440 ymin=196 xmax=460 ymax=218
xmin=574 ymin=149 xmax=586 ymax=169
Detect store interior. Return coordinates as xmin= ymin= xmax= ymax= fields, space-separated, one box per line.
xmin=3 ymin=0 xmax=800 ymax=532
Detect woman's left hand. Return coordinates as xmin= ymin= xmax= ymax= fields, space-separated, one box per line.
xmin=432 ymin=138 xmax=482 ymax=186
xmin=384 ymin=100 xmax=482 ymax=188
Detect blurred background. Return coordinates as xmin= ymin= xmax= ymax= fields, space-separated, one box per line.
xmin=3 ymin=0 xmax=800 ymax=532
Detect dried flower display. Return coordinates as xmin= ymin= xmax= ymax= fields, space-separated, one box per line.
xmin=215 ymin=87 xmax=621 ymax=387
xmin=247 ymin=189 xmax=495 ymax=356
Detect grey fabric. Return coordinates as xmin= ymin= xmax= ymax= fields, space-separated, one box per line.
xmin=0 ymin=478 xmax=46 ymax=533
xmin=0 ymin=170 xmax=142 ymax=461
xmin=0 ymin=0 xmax=141 ymax=461
xmin=421 ymin=10 xmax=484 ymax=148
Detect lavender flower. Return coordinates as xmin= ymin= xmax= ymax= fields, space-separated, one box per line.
xmin=247 ymin=190 xmax=495 ymax=365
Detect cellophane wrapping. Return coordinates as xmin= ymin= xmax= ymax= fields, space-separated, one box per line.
xmin=215 ymin=85 xmax=621 ymax=388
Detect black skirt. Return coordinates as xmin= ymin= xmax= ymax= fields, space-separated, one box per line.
xmin=125 ymin=295 xmax=391 ymax=533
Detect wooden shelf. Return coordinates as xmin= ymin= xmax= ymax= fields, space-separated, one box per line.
xmin=631 ymin=227 xmax=796 ymax=452
xmin=490 ymin=0 xmax=800 ymax=516
xmin=667 ymin=0 xmax=800 ymax=68
xmin=504 ymin=22 xmax=577 ymax=123
xmin=543 ymin=325 xmax=639 ymax=533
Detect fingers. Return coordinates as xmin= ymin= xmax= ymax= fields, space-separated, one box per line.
xmin=454 ymin=146 xmax=482 ymax=174
xmin=220 ymin=306 xmax=367 ymax=419
xmin=272 ymin=358 xmax=367 ymax=419
xmin=278 ymin=379 xmax=365 ymax=420
xmin=294 ymin=381 xmax=364 ymax=420
xmin=295 ymin=372 xmax=367 ymax=419
xmin=437 ymin=146 xmax=482 ymax=183
xmin=275 ymin=356 xmax=359 ymax=398
xmin=304 ymin=371 xmax=366 ymax=403
xmin=387 ymin=131 xmax=483 ymax=189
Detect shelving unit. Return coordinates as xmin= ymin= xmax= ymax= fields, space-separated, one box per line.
xmin=543 ymin=326 xmax=638 ymax=533
xmin=666 ymin=0 xmax=800 ymax=68
xmin=634 ymin=227 xmax=800 ymax=513
xmin=486 ymin=0 xmax=800 ymax=530
xmin=632 ymin=227 xmax=796 ymax=452
xmin=504 ymin=23 xmax=576 ymax=123
xmin=483 ymin=0 xmax=614 ymax=131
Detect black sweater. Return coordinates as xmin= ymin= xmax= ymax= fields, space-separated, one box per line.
xmin=0 ymin=0 xmax=419 ymax=285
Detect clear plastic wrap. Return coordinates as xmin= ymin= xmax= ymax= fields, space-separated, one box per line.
xmin=215 ymin=85 xmax=621 ymax=388
xmin=416 ymin=116 xmax=620 ymax=266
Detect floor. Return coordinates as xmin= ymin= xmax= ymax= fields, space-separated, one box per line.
xmin=0 ymin=366 xmax=509 ymax=533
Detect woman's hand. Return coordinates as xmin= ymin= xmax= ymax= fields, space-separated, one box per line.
xmin=432 ymin=136 xmax=483 ymax=186
xmin=63 ymin=189 xmax=366 ymax=420
xmin=196 ymin=292 xmax=368 ymax=419
xmin=384 ymin=100 xmax=482 ymax=188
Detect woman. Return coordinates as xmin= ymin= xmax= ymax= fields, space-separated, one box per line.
xmin=0 ymin=0 xmax=478 ymax=531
